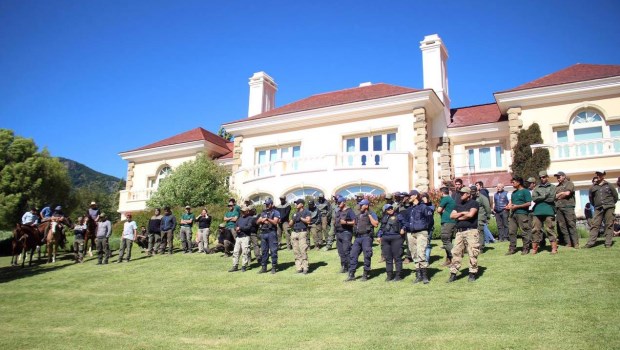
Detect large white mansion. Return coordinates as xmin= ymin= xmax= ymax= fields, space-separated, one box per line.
xmin=118 ymin=34 xmax=620 ymax=216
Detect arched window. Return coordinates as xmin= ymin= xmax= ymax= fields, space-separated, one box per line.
xmin=554 ymin=110 xmax=620 ymax=158
xmin=336 ymin=185 xmax=384 ymax=199
xmin=284 ymin=187 xmax=322 ymax=202
xmin=148 ymin=165 xmax=172 ymax=189
xmin=248 ymin=193 xmax=272 ymax=205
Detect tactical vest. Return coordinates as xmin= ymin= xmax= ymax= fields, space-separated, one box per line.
xmin=260 ymin=209 xmax=276 ymax=232
xmin=334 ymin=208 xmax=353 ymax=232
xmin=355 ymin=211 xmax=372 ymax=236
xmin=381 ymin=214 xmax=400 ymax=235
xmin=292 ymin=211 xmax=308 ymax=232
xmin=316 ymin=201 xmax=330 ymax=216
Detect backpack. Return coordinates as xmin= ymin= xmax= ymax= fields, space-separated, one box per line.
xmin=408 ymin=204 xmax=433 ymax=232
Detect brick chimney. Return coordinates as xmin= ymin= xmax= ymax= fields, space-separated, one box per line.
xmin=248 ymin=72 xmax=277 ymax=117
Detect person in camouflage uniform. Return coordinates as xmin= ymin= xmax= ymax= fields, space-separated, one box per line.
xmin=586 ymin=170 xmax=618 ymax=248
xmin=531 ymin=171 xmax=557 ymax=254
xmin=470 ymin=185 xmax=491 ymax=252
xmin=307 ymin=200 xmax=322 ymax=250
xmin=315 ymin=194 xmax=332 ymax=249
xmin=447 ymin=187 xmax=480 ymax=283
xmin=554 ymin=171 xmax=579 ymax=248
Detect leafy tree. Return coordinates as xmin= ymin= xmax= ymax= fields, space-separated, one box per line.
xmin=511 ymin=123 xmax=551 ymax=180
xmin=147 ymin=154 xmax=231 ymax=208
xmin=217 ymin=127 xmax=234 ymax=141
xmin=0 ymin=129 xmax=72 ymax=228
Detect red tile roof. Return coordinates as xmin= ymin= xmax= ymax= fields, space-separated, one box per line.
xmin=502 ymin=63 xmax=620 ymax=92
xmin=125 ymin=127 xmax=232 ymax=153
xmin=448 ymin=103 xmax=505 ymax=128
xmin=216 ymin=143 xmax=235 ymax=160
xmin=227 ymin=83 xmax=420 ymax=124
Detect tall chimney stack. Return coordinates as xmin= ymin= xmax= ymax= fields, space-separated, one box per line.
xmin=248 ymin=72 xmax=277 ymax=117
xmin=420 ymin=34 xmax=450 ymax=111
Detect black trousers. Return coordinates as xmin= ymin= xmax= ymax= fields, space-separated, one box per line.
xmin=381 ymin=234 xmax=403 ymax=273
xmin=336 ymin=231 xmax=352 ymax=268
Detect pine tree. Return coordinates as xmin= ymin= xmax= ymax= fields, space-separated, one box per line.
xmin=510 ymin=123 xmax=551 ymax=180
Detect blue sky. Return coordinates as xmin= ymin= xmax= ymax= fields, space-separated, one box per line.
xmin=1 ymin=0 xmax=619 ymax=179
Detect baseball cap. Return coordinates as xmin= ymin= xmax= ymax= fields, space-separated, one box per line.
xmin=90 ymin=201 xmax=97 ymax=206
xmin=539 ymin=170 xmax=548 ymax=177
xmin=279 ymin=195 xmax=286 ymax=200
xmin=240 ymin=205 xmax=249 ymax=211
xmin=595 ymin=170 xmax=606 ymax=175
xmin=469 ymin=185 xmax=477 ymax=192
xmin=459 ymin=187 xmax=471 ymax=194
xmin=318 ymin=193 xmax=325 ymax=198
xmin=336 ymin=196 xmax=346 ymax=204
xmin=409 ymin=190 xmax=419 ymax=196
xmin=185 ymin=205 xmax=191 ymax=209
xmin=264 ymin=198 xmax=273 ymax=205
xmin=383 ymin=204 xmax=393 ymax=211
xmin=554 ymin=171 xmax=566 ymax=177
xmin=526 ymin=177 xmax=536 ymax=183
xmin=359 ymin=199 xmax=370 ymax=206
xmin=294 ymin=198 xmax=305 ymax=205
xmin=385 ymin=193 xmax=393 ymax=200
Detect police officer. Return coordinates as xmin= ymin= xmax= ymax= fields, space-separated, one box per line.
xmin=377 ymin=204 xmax=403 ymax=282
xmin=586 ymin=170 xmax=618 ymax=248
xmin=275 ymin=196 xmax=292 ymax=250
xmin=447 ymin=187 xmax=480 ymax=282
xmin=289 ymin=199 xmax=311 ymax=274
xmin=315 ymin=193 xmax=332 ymax=249
xmin=531 ymin=171 xmax=557 ymax=254
xmin=307 ymin=200 xmax=321 ymax=250
xmin=345 ymin=199 xmax=378 ymax=282
xmin=401 ymin=190 xmax=433 ymax=284
xmin=257 ymin=198 xmax=281 ymax=274
xmin=333 ymin=196 xmax=355 ymax=273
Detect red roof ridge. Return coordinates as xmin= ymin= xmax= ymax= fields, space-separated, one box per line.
xmin=123 ymin=127 xmax=232 ymax=153
xmin=499 ymin=63 xmax=620 ymax=93
xmin=224 ymin=82 xmax=420 ymax=125
xmin=448 ymin=102 xmax=504 ymax=128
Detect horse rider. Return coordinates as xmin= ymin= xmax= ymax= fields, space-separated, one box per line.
xmin=22 ymin=207 xmax=39 ymax=226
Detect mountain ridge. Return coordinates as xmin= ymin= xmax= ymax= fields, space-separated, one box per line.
xmin=58 ymin=157 xmax=124 ymax=194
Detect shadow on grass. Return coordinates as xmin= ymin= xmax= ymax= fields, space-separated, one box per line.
xmin=454 ymin=266 xmax=487 ymax=281
xmin=0 ymin=257 xmax=72 ymax=284
xmin=308 ymin=261 xmax=328 ymax=273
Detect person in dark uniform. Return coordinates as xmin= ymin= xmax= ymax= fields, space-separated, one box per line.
xmin=248 ymin=205 xmax=260 ymax=260
xmin=275 ymin=196 xmax=292 ymax=250
xmin=586 ymin=170 xmax=618 ymax=248
xmin=322 ymin=194 xmax=340 ymax=251
xmin=289 ymin=199 xmax=311 ymax=274
xmin=147 ymin=208 xmax=163 ymax=256
xmin=345 ymin=199 xmax=378 ymax=282
xmin=213 ymin=223 xmax=235 ymax=256
xmin=229 ymin=206 xmax=252 ymax=272
xmin=334 ymin=196 xmax=355 ymax=273
xmin=377 ymin=204 xmax=403 ymax=282
xmin=257 ymin=198 xmax=281 ymax=274
xmin=447 ymin=187 xmax=480 ymax=282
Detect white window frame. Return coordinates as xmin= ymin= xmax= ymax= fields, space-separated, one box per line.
xmin=465 ymin=145 xmax=504 ymax=173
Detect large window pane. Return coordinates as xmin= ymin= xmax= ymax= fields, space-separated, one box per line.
xmin=495 ymin=146 xmax=503 ymax=167
xmin=346 ymin=139 xmax=355 ymax=152
xmin=611 ymin=125 xmax=620 ymax=152
xmin=479 ymin=147 xmax=491 ymax=169
xmin=575 ymin=127 xmax=603 ymax=156
xmin=373 ymin=135 xmax=382 ymax=151
xmin=360 ymin=137 xmax=369 ymax=152
xmin=468 ymin=149 xmax=475 ymax=171
xmin=556 ymin=130 xmax=569 ymax=158
xmin=387 ymin=133 xmax=396 ymax=150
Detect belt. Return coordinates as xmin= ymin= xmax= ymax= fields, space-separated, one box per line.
xmin=355 ymin=233 xmax=371 ymax=237
xmin=293 ymin=229 xmax=307 ymax=232
xmin=455 ymin=227 xmax=475 ymax=232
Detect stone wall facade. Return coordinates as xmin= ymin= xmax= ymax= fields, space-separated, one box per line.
xmin=413 ymin=108 xmax=430 ymax=192
xmin=508 ymin=107 xmax=523 ymax=150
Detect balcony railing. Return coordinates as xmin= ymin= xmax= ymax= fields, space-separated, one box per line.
xmin=238 ymin=151 xmax=409 ymax=182
xmin=119 ymin=188 xmax=154 ymax=202
xmin=531 ymin=137 xmax=620 ymax=160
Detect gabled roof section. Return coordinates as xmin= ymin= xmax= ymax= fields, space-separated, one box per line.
xmin=125 ymin=127 xmax=231 ymax=153
xmin=230 ymin=83 xmax=420 ymax=123
xmin=502 ymin=63 xmax=620 ymax=92
xmin=215 ymin=143 xmax=235 ymax=160
xmin=448 ymin=103 xmax=505 ymax=128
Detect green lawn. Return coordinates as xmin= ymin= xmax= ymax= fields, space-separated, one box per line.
xmin=0 ymin=238 xmax=618 ymax=350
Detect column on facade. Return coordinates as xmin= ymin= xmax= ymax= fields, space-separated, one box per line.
xmin=438 ymin=136 xmax=453 ymax=184
xmin=126 ymin=162 xmax=135 ymax=190
xmin=413 ymin=108 xmax=430 ymax=192
xmin=508 ymin=107 xmax=523 ymax=150
xmin=231 ymin=136 xmax=243 ymax=194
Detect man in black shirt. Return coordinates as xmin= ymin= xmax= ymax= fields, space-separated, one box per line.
xmin=276 ymin=196 xmax=292 ymax=250
xmin=448 ymin=187 xmax=481 ymax=283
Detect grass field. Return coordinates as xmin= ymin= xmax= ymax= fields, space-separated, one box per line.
xmin=0 ymin=237 xmax=619 ymax=350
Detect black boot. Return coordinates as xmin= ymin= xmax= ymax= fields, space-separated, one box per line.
xmin=413 ymin=269 xmax=422 ymax=284
xmin=385 ymin=271 xmax=393 ymax=282
xmin=271 ymin=265 xmax=277 ymax=274
xmin=228 ymin=266 xmax=238 ymax=272
xmin=422 ymin=268 xmax=429 ymax=284
xmin=468 ymin=272 xmax=476 ymax=282
xmin=258 ymin=266 xmax=267 ymax=274
xmin=392 ymin=272 xmax=402 ymax=282
xmin=447 ymin=273 xmax=457 ymax=283
xmin=340 ymin=265 xmax=347 ymax=273
xmin=344 ymin=272 xmax=355 ymax=282
xmin=360 ymin=270 xmax=369 ymax=282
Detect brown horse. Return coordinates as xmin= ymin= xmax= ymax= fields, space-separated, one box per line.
xmin=83 ymin=217 xmax=97 ymax=257
xmin=11 ymin=224 xmax=43 ymax=267
xmin=45 ymin=217 xmax=71 ymax=263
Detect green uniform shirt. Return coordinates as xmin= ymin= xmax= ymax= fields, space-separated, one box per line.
xmin=532 ymin=183 xmax=556 ymax=216
xmin=555 ymin=180 xmax=575 ymax=208
xmin=476 ymin=195 xmax=491 ymax=221
xmin=224 ymin=210 xmax=238 ymax=230
xmin=511 ymin=188 xmax=532 ymax=215
xmin=439 ymin=196 xmax=456 ymax=224
xmin=181 ymin=213 xmax=195 ymax=227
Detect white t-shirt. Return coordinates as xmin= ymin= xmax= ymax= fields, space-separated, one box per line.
xmin=122 ymin=220 xmax=138 ymax=240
